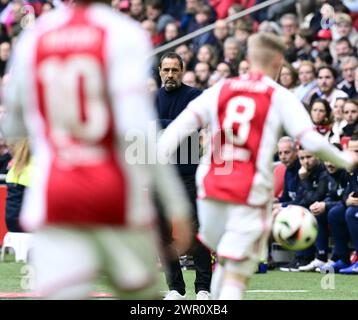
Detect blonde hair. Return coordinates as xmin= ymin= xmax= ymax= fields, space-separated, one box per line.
xmin=298 ymin=60 xmax=315 ymax=73
xmin=12 ymin=139 xmax=31 ymax=179
xmin=247 ymin=32 xmax=286 ymax=65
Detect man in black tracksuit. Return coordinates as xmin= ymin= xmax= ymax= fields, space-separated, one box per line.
xmin=155 ymin=52 xmax=212 ymax=300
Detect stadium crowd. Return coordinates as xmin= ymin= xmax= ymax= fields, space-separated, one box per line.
xmin=0 ymin=0 xmax=358 ymax=299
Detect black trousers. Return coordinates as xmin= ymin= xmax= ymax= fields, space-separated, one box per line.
xmin=155 ymin=174 xmax=212 ymax=294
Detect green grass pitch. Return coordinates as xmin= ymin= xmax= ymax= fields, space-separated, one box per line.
xmin=0 ymin=258 xmax=357 ymax=300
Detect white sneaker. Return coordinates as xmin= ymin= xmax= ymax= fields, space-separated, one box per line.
xmin=298 ymin=258 xmax=325 ymax=272
xmin=163 ymin=290 xmax=186 ymax=300
xmin=315 ymin=260 xmax=334 ymax=272
xmin=196 ymin=290 xmax=211 ymax=300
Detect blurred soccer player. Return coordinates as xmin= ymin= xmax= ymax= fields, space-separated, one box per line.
xmin=159 ymin=32 xmax=358 ymax=300
xmin=3 ymin=0 xmax=192 ymax=299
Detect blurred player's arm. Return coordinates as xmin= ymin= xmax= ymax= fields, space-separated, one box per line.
xmin=1 ymin=33 xmax=30 ymax=140
xmin=107 ymin=24 xmax=192 ymax=253
xmin=276 ymin=88 xmax=356 ymax=171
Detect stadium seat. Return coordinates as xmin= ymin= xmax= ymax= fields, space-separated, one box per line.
xmin=0 ymin=232 xmax=33 ymax=263
xmin=273 ymin=163 xmax=286 ymax=198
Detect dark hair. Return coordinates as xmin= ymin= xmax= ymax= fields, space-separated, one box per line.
xmin=297 ymin=28 xmax=314 ymax=43
xmin=316 ymin=50 xmax=333 ymax=66
xmin=145 ymin=0 xmax=163 ymax=10
xmin=317 ymin=65 xmax=337 ymax=79
xmin=343 ymin=99 xmax=358 ymax=111
xmin=309 ymin=98 xmax=332 ymax=124
xmin=336 ymin=36 xmax=353 ymax=49
xmin=159 ymin=52 xmax=184 ymax=70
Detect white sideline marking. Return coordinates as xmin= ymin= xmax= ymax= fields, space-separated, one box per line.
xmin=247 ymin=290 xmax=308 ymax=293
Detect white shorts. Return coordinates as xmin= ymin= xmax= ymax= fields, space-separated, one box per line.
xmin=31 ymin=226 xmax=161 ymax=299
xmin=197 ymin=199 xmax=272 ymax=276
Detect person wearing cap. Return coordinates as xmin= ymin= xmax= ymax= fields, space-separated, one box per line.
xmin=313 ymin=28 xmax=332 ymax=57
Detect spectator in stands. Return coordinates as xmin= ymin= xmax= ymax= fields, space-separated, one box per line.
xmin=234 ymin=19 xmax=253 ymax=52
xmin=180 ymin=0 xmax=215 ymax=35
xmin=175 ymin=43 xmax=196 ymax=71
xmin=312 ymin=29 xmax=332 ymax=60
xmin=309 ymin=98 xmax=332 ymax=138
xmin=222 ymin=36 xmax=242 ymax=75
xmin=314 ymin=50 xmax=333 ymax=70
xmin=333 ymin=37 xmax=356 ymax=70
xmin=163 ymin=21 xmax=180 ymax=43
xmin=190 ymin=5 xmax=216 ymax=53
xmin=5 ymin=139 xmax=32 ymax=233
xmin=319 ymin=155 xmax=351 ymax=273
xmin=196 ymin=44 xmax=218 ymax=70
xmin=330 ymin=97 xmax=348 ymax=144
xmin=257 ymin=20 xmax=281 ymax=35
xmin=146 ymin=0 xmax=175 ymax=34
xmin=293 ymin=28 xmax=314 ymax=64
xmin=308 ymin=65 xmax=348 ymax=109
xmin=142 ymin=19 xmax=164 ymax=47
xmin=162 ymin=0 xmax=186 ymax=21
xmin=331 ymin=13 xmax=358 ymax=48
xmin=279 ymin=13 xmax=299 ymax=39
xmin=338 ymin=56 xmax=358 ymax=98
xmin=194 ymin=61 xmax=212 ymax=90
xmin=155 ymin=52 xmax=212 ymax=300
xmin=129 ymin=0 xmax=146 ymax=22
xmin=339 ymin=134 xmax=358 ymax=274
xmin=215 ymin=61 xmax=233 ymax=79
xmin=207 ymin=61 xmax=232 ymax=87
xmin=209 ymin=0 xmax=255 ymax=20
xmin=294 ymin=60 xmax=317 ymax=106
xmin=278 ymin=61 xmax=298 ymax=91
xmin=341 ymin=99 xmax=358 ymax=140
xmin=182 ymin=70 xmax=198 ymax=87
xmin=211 ymin=19 xmax=229 ymax=62
xmin=237 ymin=59 xmax=249 ymax=76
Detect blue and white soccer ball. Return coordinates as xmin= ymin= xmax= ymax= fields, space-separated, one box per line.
xmin=272 ymin=205 xmax=318 ymax=251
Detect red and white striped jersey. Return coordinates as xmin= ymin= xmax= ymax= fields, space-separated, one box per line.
xmin=4 ymin=4 xmax=190 ymax=230
xmin=159 ymin=72 xmax=354 ymax=206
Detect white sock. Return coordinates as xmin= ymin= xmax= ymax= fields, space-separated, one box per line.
xmin=210 ymin=263 xmax=224 ymax=300
xmin=218 ymin=279 xmax=246 ymax=300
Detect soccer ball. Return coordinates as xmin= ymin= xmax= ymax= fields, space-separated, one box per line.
xmin=272 ymin=205 xmax=318 ymax=251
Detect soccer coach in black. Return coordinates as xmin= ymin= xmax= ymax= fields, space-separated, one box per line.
xmin=155 ymin=52 xmax=212 ymax=300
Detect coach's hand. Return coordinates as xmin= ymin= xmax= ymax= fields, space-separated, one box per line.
xmin=171 ymin=216 xmax=193 ymax=255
